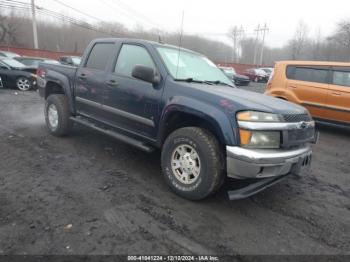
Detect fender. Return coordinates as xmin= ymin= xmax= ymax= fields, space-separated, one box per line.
xmin=266 ymin=88 xmax=300 ymax=103
xmin=158 ymin=96 xmax=238 ymax=146
xmin=45 ymin=70 xmax=76 ymax=114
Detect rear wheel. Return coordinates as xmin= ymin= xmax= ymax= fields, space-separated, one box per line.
xmin=16 ymin=77 xmax=32 ymax=91
xmin=161 ymin=127 xmax=224 ymax=200
xmin=45 ymin=94 xmax=72 ymax=136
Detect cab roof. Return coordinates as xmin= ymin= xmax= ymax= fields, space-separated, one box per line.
xmin=92 ymin=38 xmax=200 ymax=56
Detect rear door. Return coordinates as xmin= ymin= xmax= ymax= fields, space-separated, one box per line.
xmin=325 ymin=67 xmax=350 ymax=124
xmin=75 ymin=42 xmax=116 ymax=120
xmin=286 ymin=65 xmax=330 ymax=119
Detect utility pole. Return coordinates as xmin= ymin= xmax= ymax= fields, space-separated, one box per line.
xmin=31 ymin=0 xmax=39 ymax=49
xmin=229 ymin=25 xmax=244 ymax=63
xmin=253 ymin=24 xmax=260 ymax=66
xmin=259 ymin=23 xmax=269 ymax=66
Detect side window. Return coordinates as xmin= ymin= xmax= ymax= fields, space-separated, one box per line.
xmin=114 ymin=44 xmax=155 ymax=77
xmin=85 ymin=43 xmax=115 ymax=70
xmin=287 ymin=66 xmax=328 ymax=84
xmin=333 ymin=70 xmax=350 ymax=87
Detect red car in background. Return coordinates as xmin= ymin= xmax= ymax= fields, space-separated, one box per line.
xmin=243 ymin=68 xmax=269 ymax=82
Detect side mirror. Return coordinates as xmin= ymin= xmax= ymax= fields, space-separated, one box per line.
xmin=132 ymin=65 xmax=160 ymax=85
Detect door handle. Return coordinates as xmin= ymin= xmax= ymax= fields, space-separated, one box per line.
xmin=331 ymin=92 xmax=341 ymax=96
xmin=106 ymin=79 xmax=119 ymax=86
xmin=78 ymin=73 xmax=87 ymax=80
xmin=289 ymin=85 xmax=297 ymax=88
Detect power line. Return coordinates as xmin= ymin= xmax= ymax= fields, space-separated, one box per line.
xmin=100 ymin=0 xmax=164 ymax=31
xmin=49 ymin=0 xmax=106 ymax=23
xmin=112 ymin=0 xmax=164 ymax=30
xmin=0 ymin=1 xmax=118 ymax=36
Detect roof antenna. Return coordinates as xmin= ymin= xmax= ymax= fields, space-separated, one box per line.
xmin=175 ymin=11 xmax=185 ymax=79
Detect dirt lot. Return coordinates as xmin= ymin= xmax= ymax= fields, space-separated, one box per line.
xmin=0 ymin=84 xmax=349 ymax=255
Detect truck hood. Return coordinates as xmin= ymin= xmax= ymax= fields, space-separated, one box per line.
xmin=179 ymin=82 xmax=307 ymax=115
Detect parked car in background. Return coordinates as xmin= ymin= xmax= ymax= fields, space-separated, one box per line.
xmin=0 ymin=51 xmax=21 ymax=58
xmin=265 ymin=61 xmax=350 ymax=126
xmin=259 ymin=67 xmax=274 ymax=78
xmin=219 ymin=66 xmax=250 ymax=86
xmin=58 ymin=56 xmax=81 ymax=66
xmin=15 ymin=56 xmax=60 ymax=67
xmin=37 ymin=38 xmax=316 ymax=201
xmin=0 ymin=58 xmax=37 ymax=91
xmin=243 ymin=68 xmax=269 ymax=82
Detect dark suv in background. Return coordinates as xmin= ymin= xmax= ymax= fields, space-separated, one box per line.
xmin=58 ymin=56 xmax=82 ymax=67
xmin=219 ymin=66 xmax=250 ymax=86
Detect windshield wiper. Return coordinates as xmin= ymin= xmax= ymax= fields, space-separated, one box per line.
xmin=204 ymin=80 xmax=234 ymax=87
xmin=174 ymin=78 xmax=205 ymax=84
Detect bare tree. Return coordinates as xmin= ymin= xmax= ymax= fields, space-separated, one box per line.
xmin=332 ymin=20 xmax=350 ymax=60
xmin=288 ymin=21 xmax=309 ymax=60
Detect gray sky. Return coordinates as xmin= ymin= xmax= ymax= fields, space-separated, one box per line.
xmin=35 ymin=0 xmax=350 ymax=48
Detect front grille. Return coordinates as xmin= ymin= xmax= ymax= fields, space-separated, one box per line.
xmin=282 ymin=114 xmax=311 ymax=122
xmin=287 ymin=128 xmax=314 ymax=142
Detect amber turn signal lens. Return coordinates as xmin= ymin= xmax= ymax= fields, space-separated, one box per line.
xmin=237 ymin=111 xmax=251 ymax=121
xmin=239 ymin=129 xmax=252 ymax=145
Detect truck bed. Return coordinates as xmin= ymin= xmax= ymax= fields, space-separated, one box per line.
xmin=39 ymin=62 xmax=77 ymax=83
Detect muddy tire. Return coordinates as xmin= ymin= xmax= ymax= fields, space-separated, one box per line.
xmin=45 ymin=94 xmax=72 ymax=136
xmin=161 ymin=127 xmax=225 ymax=200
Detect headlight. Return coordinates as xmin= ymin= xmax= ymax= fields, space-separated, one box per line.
xmin=237 ymin=111 xmax=281 ymax=122
xmin=239 ymin=129 xmax=280 ymax=149
xmin=237 ymin=111 xmax=281 ymax=149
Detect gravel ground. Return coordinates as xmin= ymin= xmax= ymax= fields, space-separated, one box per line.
xmin=0 ymin=85 xmax=349 ymax=256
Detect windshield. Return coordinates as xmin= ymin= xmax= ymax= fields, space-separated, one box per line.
xmin=255 ymin=69 xmax=266 ymax=75
xmin=71 ymin=57 xmax=81 ymax=65
xmin=261 ymin=68 xmax=272 ymax=73
xmin=1 ymin=58 xmax=26 ymax=68
xmin=2 ymin=52 xmax=20 ymax=58
xmin=157 ymin=47 xmax=233 ymax=86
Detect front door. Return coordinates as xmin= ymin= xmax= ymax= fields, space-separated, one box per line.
xmin=325 ymin=67 xmax=350 ymax=124
xmin=103 ymin=43 xmax=163 ymax=139
xmin=75 ymin=42 xmax=116 ymax=120
xmin=286 ymin=65 xmax=329 ymax=119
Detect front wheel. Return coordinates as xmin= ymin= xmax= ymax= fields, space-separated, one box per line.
xmin=45 ymin=94 xmax=72 ymax=136
xmin=16 ymin=77 xmax=32 ymax=91
xmin=161 ymin=127 xmax=224 ymax=200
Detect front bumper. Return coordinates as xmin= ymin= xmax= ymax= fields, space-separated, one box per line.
xmin=226 ymin=146 xmax=312 ymax=179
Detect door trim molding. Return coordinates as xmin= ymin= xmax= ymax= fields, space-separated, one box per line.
xmin=302 ymin=102 xmax=350 ymax=113
xmin=76 ymin=96 xmax=155 ymax=127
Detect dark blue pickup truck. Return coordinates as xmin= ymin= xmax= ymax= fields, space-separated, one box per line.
xmin=37 ymin=38 xmax=316 ymax=200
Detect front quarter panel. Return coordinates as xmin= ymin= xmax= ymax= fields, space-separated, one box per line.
xmin=158 ymin=95 xmax=238 ymax=146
